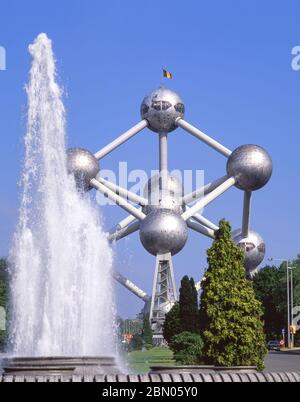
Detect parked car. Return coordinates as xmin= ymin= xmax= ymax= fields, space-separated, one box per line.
xmin=267 ymin=340 xmax=281 ymax=351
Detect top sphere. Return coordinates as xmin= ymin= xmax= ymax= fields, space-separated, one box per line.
xmin=66 ymin=148 xmax=99 ymax=192
xmin=140 ymin=86 xmax=185 ymax=133
xmin=226 ymin=144 xmax=272 ymax=191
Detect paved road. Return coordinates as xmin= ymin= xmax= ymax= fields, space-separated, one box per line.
xmin=265 ymin=351 xmax=300 ymax=372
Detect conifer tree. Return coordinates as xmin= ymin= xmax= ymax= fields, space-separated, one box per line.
xmin=179 ymin=276 xmax=200 ymax=334
xmin=163 ymin=302 xmax=181 ymax=343
xmin=142 ymin=315 xmax=153 ymax=349
xmin=199 ymin=220 xmax=267 ymax=370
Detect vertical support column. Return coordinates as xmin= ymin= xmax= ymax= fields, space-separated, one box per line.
xmin=149 ymin=253 xmax=177 ymax=345
xmin=159 ymin=132 xmax=168 ymax=197
xmin=291 ymin=268 xmax=294 ymax=348
xmin=242 ymin=191 xmax=252 ymax=238
xmin=287 ymin=261 xmax=291 ymax=348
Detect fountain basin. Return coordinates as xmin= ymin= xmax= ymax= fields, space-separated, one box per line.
xmin=150 ymin=365 xmax=258 ymax=374
xmin=1 ymin=356 xmax=122 ymax=376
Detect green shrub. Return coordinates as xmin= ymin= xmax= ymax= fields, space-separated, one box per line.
xmin=169 ymin=331 xmax=203 ymax=365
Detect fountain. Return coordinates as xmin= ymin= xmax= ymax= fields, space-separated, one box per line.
xmin=1 ymin=33 xmax=120 ymax=375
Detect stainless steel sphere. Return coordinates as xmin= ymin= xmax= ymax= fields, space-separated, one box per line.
xmin=226 ymin=144 xmax=272 ymax=191
xmin=66 ymin=148 xmax=99 ymax=191
xmin=140 ymin=86 xmax=185 ymax=133
xmin=232 ymin=229 xmax=266 ymax=273
xmin=139 ymin=209 xmax=188 ymax=256
xmin=143 ymin=173 xmax=184 ymax=214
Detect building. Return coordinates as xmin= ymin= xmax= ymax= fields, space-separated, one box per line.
xmin=122 ymin=319 xmax=143 ymax=344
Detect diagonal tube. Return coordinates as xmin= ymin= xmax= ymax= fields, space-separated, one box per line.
xmin=108 ymin=220 xmax=140 ymax=243
xmin=90 ymin=178 xmax=146 ymax=221
xmin=176 ymin=118 xmax=232 ymax=157
xmin=183 ymin=175 xmax=229 ymax=205
xmin=181 ymin=177 xmax=236 ymax=221
xmin=96 ymin=175 xmax=148 ymax=207
xmin=187 ymin=219 xmax=215 ymax=239
xmin=109 ymin=213 xmax=139 ymax=233
xmin=94 ymin=120 xmax=148 ymax=160
xmin=113 ymin=271 xmax=150 ymax=302
xmin=192 ymin=213 xmax=219 ymax=231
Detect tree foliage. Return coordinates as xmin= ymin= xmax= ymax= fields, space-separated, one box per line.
xmin=179 ymin=276 xmax=200 ymax=334
xmin=129 ymin=334 xmax=143 ymax=351
xmin=163 ymin=302 xmax=181 ymax=344
xmin=169 ymin=331 xmax=203 ymax=365
xmin=163 ymin=275 xmax=200 ymax=344
xmin=253 ymin=257 xmax=300 ymax=343
xmin=142 ymin=315 xmax=153 ymax=349
xmin=163 ymin=276 xmax=203 ymax=362
xmin=0 ymin=258 xmax=8 ymax=306
xmin=252 ymin=265 xmax=285 ymax=339
xmin=199 ymin=220 xmax=267 ymax=370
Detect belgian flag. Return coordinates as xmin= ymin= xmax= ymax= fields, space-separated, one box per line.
xmin=163 ymin=69 xmax=173 ymax=79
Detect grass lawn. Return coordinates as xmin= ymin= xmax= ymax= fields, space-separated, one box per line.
xmin=128 ymin=347 xmax=175 ymax=373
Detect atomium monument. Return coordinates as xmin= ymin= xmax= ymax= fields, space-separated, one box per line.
xmin=67 ymin=86 xmax=272 ymax=344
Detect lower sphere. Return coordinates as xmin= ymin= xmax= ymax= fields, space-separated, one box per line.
xmin=139 ymin=209 xmax=188 ymax=256
xmin=232 ymin=229 xmax=265 ymax=272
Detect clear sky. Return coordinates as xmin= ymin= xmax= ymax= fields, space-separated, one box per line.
xmin=0 ymin=0 xmax=300 ymax=318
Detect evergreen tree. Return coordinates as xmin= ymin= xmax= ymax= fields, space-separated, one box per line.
xmin=253 ymin=257 xmax=300 ymax=344
xmin=252 ymin=265 xmax=285 ymax=339
xmin=179 ymin=275 xmax=200 ymax=334
xmin=129 ymin=334 xmax=143 ymax=351
xmin=163 ymin=302 xmax=181 ymax=343
xmin=142 ymin=315 xmax=153 ymax=349
xmin=163 ymin=276 xmax=200 ymax=343
xmin=199 ymin=220 xmax=267 ymax=370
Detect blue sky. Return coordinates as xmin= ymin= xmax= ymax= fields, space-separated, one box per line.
xmin=0 ymin=0 xmax=300 ymax=318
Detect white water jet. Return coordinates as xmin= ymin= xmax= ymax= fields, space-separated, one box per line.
xmin=8 ymin=33 xmax=116 ymax=357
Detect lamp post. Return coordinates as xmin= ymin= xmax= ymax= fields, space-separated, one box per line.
xmin=290 ymin=266 xmax=294 ymax=348
xmin=268 ymin=258 xmax=295 ymax=348
xmin=287 ymin=262 xmax=291 ymax=348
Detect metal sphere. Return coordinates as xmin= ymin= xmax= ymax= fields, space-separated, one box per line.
xmin=143 ymin=173 xmax=184 ymax=214
xmin=139 ymin=209 xmax=188 ymax=256
xmin=226 ymin=144 xmax=272 ymax=191
xmin=66 ymin=148 xmax=99 ymax=192
xmin=140 ymin=86 xmax=185 ymax=133
xmin=232 ymin=229 xmax=266 ymax=273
